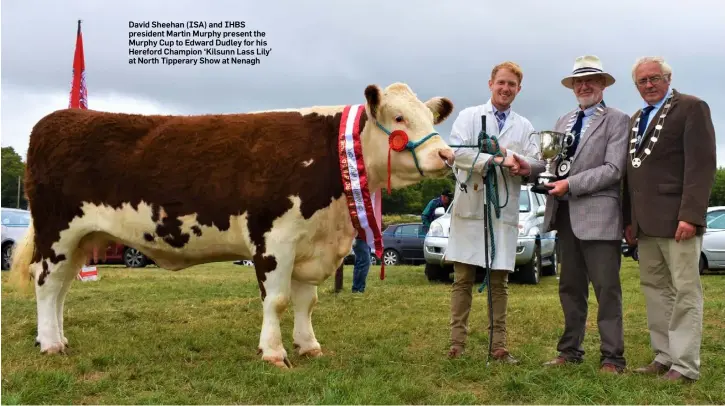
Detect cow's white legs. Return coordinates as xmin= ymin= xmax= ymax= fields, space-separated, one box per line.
xmin=33 ymin=262 xmax=71 ymax=353
xmin=291 ymin=279 xmax=322 ymax=357
xmin=33 ymin=251 xmax=83 ymax=354
xmin=257 ymin=255 xmax=294 ymax=368
xmin=55 ymin=259 xmax=82 ymax=346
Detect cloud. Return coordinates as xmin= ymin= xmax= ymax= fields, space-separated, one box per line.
xmin=1 ymin=84 xmax=182 ymax=158
xmin=2 ymin=0 xmax=724 ymax=165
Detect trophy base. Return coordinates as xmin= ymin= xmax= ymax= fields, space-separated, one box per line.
xmin=531 ymin=182 xmax=555 ymax=195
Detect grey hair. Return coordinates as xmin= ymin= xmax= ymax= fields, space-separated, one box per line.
xmin=631 ymin=56 xmax=673 ymax=82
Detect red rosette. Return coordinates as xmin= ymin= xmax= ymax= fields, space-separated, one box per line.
xmin=389 ymin=130 xmax=409 ymax=152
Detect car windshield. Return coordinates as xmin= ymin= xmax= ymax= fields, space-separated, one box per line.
xmin=1 ymin=210 xmax=30 ymax=226
xmin=519 ymin=189 xmax=530 ymax=212
xmin=707 ymin=210 xmax=725 ymax=229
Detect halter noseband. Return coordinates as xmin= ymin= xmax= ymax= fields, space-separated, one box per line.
xmin=374 ymin=121 xmax=440 ymax=176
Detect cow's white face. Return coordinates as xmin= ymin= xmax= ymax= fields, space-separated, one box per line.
xmin=361 ymin=83 xmax=455 ymax=190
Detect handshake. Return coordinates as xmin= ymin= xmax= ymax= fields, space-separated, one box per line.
xmin=493 ymin=149 xmax=531 ymax=177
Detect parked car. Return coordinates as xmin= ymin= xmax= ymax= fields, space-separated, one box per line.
xmin=423 ymin=185 xmax=558 ymax=284
xmin=88 ymin=242 xmax=152 ymax=268
xmin=701 ymin=206 xmax=725 ymax=273
xmin=377 ymin=223 xmax=427 ymax=266
xmin=620 ymin=206 xmax=725 ymax=275
xmin=343 ymin=244 xmax=380 ymax=266
xmin=1 ymin=207 xmax=31 ymax=271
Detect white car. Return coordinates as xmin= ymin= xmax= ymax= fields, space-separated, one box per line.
xmin=423 ymin=185 xmax=558 ymax=284
xmin=1 ymin=208 xmax=31 ymax=271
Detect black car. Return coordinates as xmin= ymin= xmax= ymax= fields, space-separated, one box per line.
xmin=379 ymin=223 xmax=426 ymax=266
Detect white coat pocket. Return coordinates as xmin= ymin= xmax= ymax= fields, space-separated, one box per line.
xmin=452 ymin=173 xmax=486 ymax=220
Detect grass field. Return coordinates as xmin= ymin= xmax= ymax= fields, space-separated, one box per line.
xmin=2 ymin=259 xmax=724 ymax=404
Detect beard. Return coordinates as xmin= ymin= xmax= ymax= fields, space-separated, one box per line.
xmin=576 ymin=93 xmax=602 ymax=108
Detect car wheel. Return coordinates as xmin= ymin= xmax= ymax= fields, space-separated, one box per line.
xmin=632 ymin=246 xmax=639 ymax=262
xmin=699 ymin=254 xmax=707 ymax=275
xmin=123 ymin=247 xmax=148 ymax=268
xmin=1 ymin=243 xmax=13 ymax=271
xmin=383 ymin=249 xmax=400 ymax=266
xmin=518 ymin=240 xmax=541 ymax=284
xmin=543 ymin=240 xmax=558 ymax=276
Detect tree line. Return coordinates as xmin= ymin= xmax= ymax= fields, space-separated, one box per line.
xmin=4 ymin=146 xmax=725 ymax=215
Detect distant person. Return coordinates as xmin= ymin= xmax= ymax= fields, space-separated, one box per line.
xmin=351 ymin=237 xmax=371 ymax=293
xmin=421 ymin=189 xmax=453 ymax=234
xmin=623 ymin=56 xmax=716 ymax=382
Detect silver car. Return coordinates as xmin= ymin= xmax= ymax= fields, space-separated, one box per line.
xmin=624 ymin=206 xmax=725 ymax=275
xmin=423 ymin=185 xmax=558 ymax=284
xmin=699 ymin=206 xmax=725 ymax=273
xmin=1 ymin=208 xmax=31 ymax=271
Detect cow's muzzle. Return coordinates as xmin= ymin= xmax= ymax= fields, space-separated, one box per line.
xmin=438 ymin=149 xmax=455 ymax=166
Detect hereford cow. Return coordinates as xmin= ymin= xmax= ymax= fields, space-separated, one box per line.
xmin=10 ymin=82 xmax=455 ymax=368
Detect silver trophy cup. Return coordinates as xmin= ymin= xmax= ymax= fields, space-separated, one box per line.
xmin=531 ymin=131 xmax=567 ymax=195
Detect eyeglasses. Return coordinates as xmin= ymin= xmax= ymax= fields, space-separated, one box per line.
xmin=635 ymin=75 xmax=669 ymax=87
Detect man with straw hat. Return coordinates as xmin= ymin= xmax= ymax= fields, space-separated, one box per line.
xmin=516 ymin=55 xmax=631 ymax=373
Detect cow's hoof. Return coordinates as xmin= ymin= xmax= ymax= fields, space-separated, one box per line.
xmin=300 ymin=348 xmax=323 ymax=358
xmin=40 ymin=342 xmax=67 ymax=355
xmin=62 ymin=336 xmax=69 ymax=346
xmin=294 ymin=342 xmax=322 ymax=357
xmin=263 ymin=354 xmax=292 ymax=369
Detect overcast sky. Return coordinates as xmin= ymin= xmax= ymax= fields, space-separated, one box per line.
xmin=2 ymin=0 xmax=724 ymax=166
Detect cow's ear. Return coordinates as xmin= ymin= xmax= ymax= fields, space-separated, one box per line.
xmin=425 ymin=97 xmax=454 ymax=125
xmin=364 ymin=85 xmax=381 ymax=119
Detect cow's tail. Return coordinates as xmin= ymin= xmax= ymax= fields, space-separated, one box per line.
xmin=9 ymin=219 xmax=35 ymax=293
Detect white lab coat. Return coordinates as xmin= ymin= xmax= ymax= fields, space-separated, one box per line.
xmin=445 ymin=99 xmax=539 ymax=272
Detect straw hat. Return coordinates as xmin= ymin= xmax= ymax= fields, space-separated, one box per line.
xmin=561 ymin=55 xmax=616 ymax=89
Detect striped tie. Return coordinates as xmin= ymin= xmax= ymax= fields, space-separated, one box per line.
xmin=495 ymin=111 xmax=506 ymax=132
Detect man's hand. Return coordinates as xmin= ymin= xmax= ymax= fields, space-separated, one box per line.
xmin=546 ymin=180 xmax=569 ymax=197
xmin=510 ymin=154 xmax=531 ymax=176
xmin=675 ymin=221 xmax=696 ymax=242
xmin=493 ymin=155 xmax=517 ymax=168
xmin=624 ymin=224 xmax=637 ymax=246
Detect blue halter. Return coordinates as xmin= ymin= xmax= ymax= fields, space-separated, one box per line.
xmin=374 ymin=121 xmax=440 ymax=176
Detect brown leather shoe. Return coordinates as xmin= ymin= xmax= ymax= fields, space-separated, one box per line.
xmin=633 ymin=361 xmax=670 ymax=375
xmin=600 ymin=363 xmax=623 ymax=374
xmin=447 ymin=346 xmax=464 ymax=359
xmin=661 ymin=369 xmax=695 ymax=383
xmin=543 ymin=356 xmax=568 ymax=366
xmin=491 ymin=348 xmax=519 ymax=364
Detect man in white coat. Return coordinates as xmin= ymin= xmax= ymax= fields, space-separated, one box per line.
xmin=446 ymin=61 xmax=540 ymax=363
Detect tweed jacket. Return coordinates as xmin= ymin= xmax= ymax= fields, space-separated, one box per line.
xmin=530 ymin=105 xmax=630 ymax=240
xmin=622 ymin=89 xmax=717 ymax=238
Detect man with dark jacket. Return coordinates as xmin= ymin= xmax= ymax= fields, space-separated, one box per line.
xmin=623 ymin=56 xmax=717 ymax=382
xmin=421 ymin=189 xmax=452 ymax=234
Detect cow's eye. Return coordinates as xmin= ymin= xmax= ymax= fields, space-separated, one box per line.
xmin=394 ymin=115 xmax=404 ymax=123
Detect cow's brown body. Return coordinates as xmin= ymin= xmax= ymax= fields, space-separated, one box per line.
xmin=25 ymin=108 xmax=356 ymax=291
xmin=11 ymin=83 xmax=455 ymax=368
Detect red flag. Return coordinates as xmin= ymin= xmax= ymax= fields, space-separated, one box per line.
xmin=68 ymin=19 xmax=87 ymax=109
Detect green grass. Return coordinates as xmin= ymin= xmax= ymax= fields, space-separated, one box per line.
xmin=2 ymin=259 xmax=724 ymax=404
